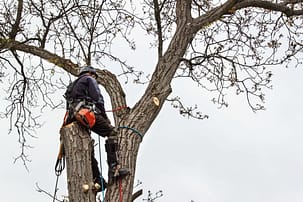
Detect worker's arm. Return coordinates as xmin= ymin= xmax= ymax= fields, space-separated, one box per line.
xmin=87 ymin=77 xmax=108 ymax=119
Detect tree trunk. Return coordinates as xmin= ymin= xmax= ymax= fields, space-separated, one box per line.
xmin=60 ymin=122 xmax=96 ymax=202
xmin=105 ymin=124 xmax=142 ymax=202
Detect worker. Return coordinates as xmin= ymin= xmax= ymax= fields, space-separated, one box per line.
xmin=63 ymin=65 xmax=129 ymax=191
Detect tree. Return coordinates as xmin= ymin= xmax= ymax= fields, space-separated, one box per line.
xmin=0 ymin=0 xmax=303 ymax=201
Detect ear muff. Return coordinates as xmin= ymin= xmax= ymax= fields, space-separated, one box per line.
xmin=75 ymin=108 xmax=96 ymax=128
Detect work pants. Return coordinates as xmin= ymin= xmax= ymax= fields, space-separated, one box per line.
xmin=91 ymin=113 xmax=115 ymax=183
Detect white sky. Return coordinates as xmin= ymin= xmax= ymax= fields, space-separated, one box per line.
xmin=1 ymin=18 xmax=303 ymax=202
xmin=1 ymin=57 xmax=303 ymax=202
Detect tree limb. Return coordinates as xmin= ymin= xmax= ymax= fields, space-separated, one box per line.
xmin=0 ymin=40 xmax=127 ymax=124
xmin=191 ymin=0 xmax=239 ymax=31
xmin=153 ymin=0 xmax=163 ymax=58
xmin=234 ymin=0 xmax=303 ymax=17
xmin=9 ymin=0 xmax=23 ymax=39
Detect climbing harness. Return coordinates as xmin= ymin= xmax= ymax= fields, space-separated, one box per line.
xmin=64 ymin=100 xmax=96 ymax=129
xmin=63 ymin=75 xmax=97 ymax=129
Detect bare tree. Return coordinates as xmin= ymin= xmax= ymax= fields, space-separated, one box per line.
xmin=0 ymin=0 xmax=303 ymax=201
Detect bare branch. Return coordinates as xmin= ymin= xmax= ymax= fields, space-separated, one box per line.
xmin=153 ymin=0 xmax=163 ymax=58
xmin=167 ymin=96 xmax=209 ymax=119
xmin=234 ymin=0 xmax=303 ymax=17
xmin=9 ymin=0 xmax=23 ymax=39
xmin=36 ymin=183 xmax=64 ymax=202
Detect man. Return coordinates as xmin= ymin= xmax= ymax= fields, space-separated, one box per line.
xmin=64 ymin=66 xmax=129 ymax=192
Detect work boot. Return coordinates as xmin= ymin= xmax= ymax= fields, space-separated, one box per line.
xmin=105 ymin=137 xmax=130 ymax=183
xmin=110 ymin=164 xmax=130 ymax=178
xmin=108 ymin=165 xmax=130 ymax=185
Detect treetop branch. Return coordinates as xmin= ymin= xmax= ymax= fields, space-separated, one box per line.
xmin=234 ymin=0 xmax=303 ymax=17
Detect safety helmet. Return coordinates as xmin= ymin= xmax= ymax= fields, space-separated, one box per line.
xmin=79 ymin=66 xmax=98 ymax=78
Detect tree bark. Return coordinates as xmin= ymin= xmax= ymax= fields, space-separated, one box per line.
xmin=105 ymin=3 xmax=196 ymax=201
xmin=60 ymin=122 xmax=96 ymax=202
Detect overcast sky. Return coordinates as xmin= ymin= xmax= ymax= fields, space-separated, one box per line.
xmin=1 ymin=24 xmax=303 ymax=202
xmin=1 ymin=59 xmax=303 ymax=202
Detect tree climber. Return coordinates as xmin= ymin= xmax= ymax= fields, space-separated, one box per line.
xmin=63 ymin=66 xmax=129 ymax=192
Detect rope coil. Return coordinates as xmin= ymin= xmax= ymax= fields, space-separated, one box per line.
xmin=106 ymin=105 xmax=144 ymax=141
xmin=118 ymin=126 xmax=143 ymax=141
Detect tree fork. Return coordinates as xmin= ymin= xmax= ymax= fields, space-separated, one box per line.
xmin=60 ymin=122 xmax=96 ymax=202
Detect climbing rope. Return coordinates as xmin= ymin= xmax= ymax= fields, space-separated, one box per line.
xmin=53 ymin=141 xmax=65 ymax=202
xmin=105 ymin=105 xmax=144 ymax=141
xmin=105 ymin=106 xmax=128 ymax=113
xmin=98 ymin=135 xmax=105 ymax=202
xmin=118 ymin=126 xmax=144 ymax=141
xmin=119 ymin=178 xmax=123 ymax=202
xmin=55 ymin=156 xmax=65 ymax=176
xmin=55 ymin=141 xmax=65 ymax=176
xmin=52 ymin=175 xmax=60 ymax=202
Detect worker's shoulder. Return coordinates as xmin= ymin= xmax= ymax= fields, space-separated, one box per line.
xmin=85 ymin=75 xmax=98 ymax=85
xmin=78 ymin=74 xmax=94 ymax=83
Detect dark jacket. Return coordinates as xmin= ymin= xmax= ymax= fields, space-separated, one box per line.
xmin=71 ymin=74 xmax=107 ymax=119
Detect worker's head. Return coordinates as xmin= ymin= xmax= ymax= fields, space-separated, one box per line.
xmin=79 ymin=66 xmax=98 ymax=78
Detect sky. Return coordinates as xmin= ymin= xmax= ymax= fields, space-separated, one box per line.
xmin=136 ymin=66 xmax=303 ymax=202
xmin=1 ymin=55 xmax=303 ymax=202
xmin=1 ymin=18 xmax=303 ymax=202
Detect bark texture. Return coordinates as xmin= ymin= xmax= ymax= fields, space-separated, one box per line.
xmin=104 ymin=2 xmax=196 ymax=201
xmin=60 ymin=122 xmax=96 ymax=202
